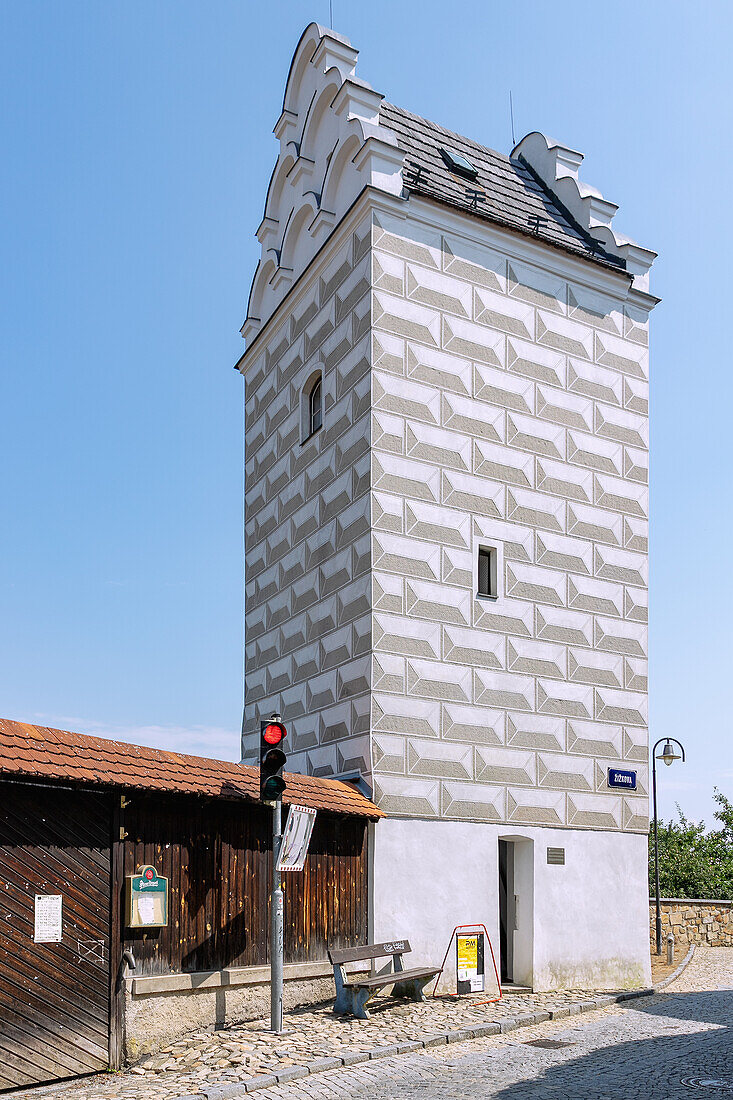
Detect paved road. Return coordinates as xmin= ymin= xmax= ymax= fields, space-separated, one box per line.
xmin=251 ymin=948 xmax=733 ymax=1100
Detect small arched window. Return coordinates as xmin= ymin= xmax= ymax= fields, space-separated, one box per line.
xmin=301 ymin=369 xmax=323 ymax=443
xmin=309 ymin=376 xmax=322 ymax=436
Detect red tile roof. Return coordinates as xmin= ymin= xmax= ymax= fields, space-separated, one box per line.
xmin=0 ymin=718 xmax=384 ymax=819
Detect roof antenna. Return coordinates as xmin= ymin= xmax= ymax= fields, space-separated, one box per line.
xmin=509 ymin=90 xmax=516 ymax=148
xmin=329 ymin=0 xmax=333 ymax=26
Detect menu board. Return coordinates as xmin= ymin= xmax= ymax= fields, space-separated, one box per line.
xmin=125 ymin=865 xmax=169 ymax=928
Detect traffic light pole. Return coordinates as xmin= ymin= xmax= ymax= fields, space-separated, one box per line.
xmin=260 ymin=714 xmax=287 ymax=1033
xmin=270 ymin=796 xmax=284 ymax=1033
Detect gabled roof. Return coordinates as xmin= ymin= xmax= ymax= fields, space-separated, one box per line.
xmin=239 ymin=24 xmax=656 ymax=358
xmin=379 ymin=102 xmax=625 ymax=272
xmin=0 ymin=718 xmax=384 ymax=819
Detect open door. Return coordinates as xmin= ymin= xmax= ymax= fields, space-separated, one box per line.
xmin=498 ymin=836 xmax=533 ymax=989
xmin=498 ymin=839 xmax=514 ymax=984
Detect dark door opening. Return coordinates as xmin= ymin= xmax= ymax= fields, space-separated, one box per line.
xmin=498 ymin=839 xmax=514 ymax=984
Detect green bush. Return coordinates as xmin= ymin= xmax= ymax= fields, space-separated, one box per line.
xmin=649 ymin=788 xmax=733 ymax=901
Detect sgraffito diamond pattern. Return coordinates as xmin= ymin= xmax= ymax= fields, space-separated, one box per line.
xmin=243 ymin=207 xmax=650 ymax=832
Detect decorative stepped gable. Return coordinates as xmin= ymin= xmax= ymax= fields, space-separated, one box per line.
xmin=512 ymin=133 xmax=657 ymax=292
xmin=242 ymin=25 xmax=657 ymax=352
xmin=242 ymin=23 xmax=405 ymax=345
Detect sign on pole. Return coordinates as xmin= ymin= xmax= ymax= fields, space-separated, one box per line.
xmin=276 ymin=805 xmax=317 ymax=872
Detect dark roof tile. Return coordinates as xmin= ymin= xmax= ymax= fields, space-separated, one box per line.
xmin=379 ymin=102 xmax=623 ymax=272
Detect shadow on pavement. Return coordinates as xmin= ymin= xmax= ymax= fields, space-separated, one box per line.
xmin=634 ymin=988 xmax=733 ymax=1026
xmin=490 ymin=991 xmax=733 ymax=1100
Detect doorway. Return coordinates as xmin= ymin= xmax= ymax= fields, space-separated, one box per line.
xmin=498 ymin=839 xmax=514 ymax=984
xmin=498 ymin=836 xmax=533 ymax=988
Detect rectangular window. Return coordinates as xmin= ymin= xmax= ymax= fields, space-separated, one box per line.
xmin=477 ymin=546 xmax=498 ymax=598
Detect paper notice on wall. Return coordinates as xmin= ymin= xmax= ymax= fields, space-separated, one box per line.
xmin=136 ymin=895 xmax=157 ymax=925
xmin=34 ymin=895 xmax=63 ymax=942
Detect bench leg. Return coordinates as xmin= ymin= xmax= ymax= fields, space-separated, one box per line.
xmin=351 ymin=986 xmax=373 ymax=1020
xmin=332 ymin=967 xmax=351 ymax=1016
xmin=393 ymin=975 xmax=433 ymax=1003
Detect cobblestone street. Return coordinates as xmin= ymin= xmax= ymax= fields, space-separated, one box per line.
xmin=14 ymin=983 xmax=635 ymax=1100
xmin=16 ymin=947 xmax=733 ymax=1100
xmin=249 ymin=947 xmax=733 ymax=1100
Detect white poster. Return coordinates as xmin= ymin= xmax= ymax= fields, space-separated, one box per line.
xmin=136 ymin=895 xmax=157 ymax=925
xmin=34 ymin=895 xmax=63 ymax=943
xmin=277 ymin=805 xmax=317 ymax=871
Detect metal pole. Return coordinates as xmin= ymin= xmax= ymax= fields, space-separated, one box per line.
xmin=666 ymin=932 xmax=675 ymax=966
xmin=652 ymin=747 xmax=662 ymax=955
xmin=650 ymin=737 xmax=686 ymax=957
xmin=271 ymin=797 xmax=283 ymax=1033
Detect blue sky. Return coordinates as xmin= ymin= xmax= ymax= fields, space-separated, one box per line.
xmin=2 ymin=1 xmax=730 ymax=823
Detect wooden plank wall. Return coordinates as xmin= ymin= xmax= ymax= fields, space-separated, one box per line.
xmin=121 ymin=794 xmax=368 ymax=976
xmin=0 ymin=785 xmax=112 ymax=1088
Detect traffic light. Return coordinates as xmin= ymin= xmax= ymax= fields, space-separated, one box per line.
xmin=260 ymin=718 xmax=287 ymax=802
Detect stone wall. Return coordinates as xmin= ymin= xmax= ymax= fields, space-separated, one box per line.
xmin=650 ymin=899 xmax=733 ymax=948
xmin=124 ymin=961 xmax=369 ymax=1060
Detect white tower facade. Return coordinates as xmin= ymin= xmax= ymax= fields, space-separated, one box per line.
xmin=239 ymin=24 xmax=656 ymax=990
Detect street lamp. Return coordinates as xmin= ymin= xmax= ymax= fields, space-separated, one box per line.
xmin=651 ymin=736 xmax=686 ymax=955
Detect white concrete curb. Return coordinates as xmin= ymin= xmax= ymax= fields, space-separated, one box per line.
xmin=652 ymin=943 xmax=696 ymax=992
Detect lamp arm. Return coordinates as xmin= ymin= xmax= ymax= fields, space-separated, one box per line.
xmin=670 ymin=738 xmax=685 ymax=762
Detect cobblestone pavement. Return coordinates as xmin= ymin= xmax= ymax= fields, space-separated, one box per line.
xmin=245 ymin=947 xmax=733 ymax=1100
xmin=17 ymin=948 xmax=732 ymax=1100
xmin=15 ymin=984 xmax=641 ymax=1100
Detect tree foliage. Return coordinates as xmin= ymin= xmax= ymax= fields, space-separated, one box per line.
xmin=649 ymin=788 xmax=733 ymax=900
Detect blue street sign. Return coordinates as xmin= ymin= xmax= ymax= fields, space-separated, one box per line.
xmin=607 ymin=768 xmax=637 ymax=791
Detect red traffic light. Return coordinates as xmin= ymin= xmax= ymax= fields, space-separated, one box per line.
xmin=260 ymin=718 xmax=287 ymax=802
xmin=263 ymin=722 xmax=286 ymax=746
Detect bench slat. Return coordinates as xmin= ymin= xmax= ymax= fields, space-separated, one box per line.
xmin=342 ymin=966 xmax=439 ymax=990
xmin=329 ymin=939 xmax=411 ymax=965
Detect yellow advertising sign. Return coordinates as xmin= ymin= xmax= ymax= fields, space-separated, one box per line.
xmin=457 ymin=935 xmax=478 ymax=975
xmin=456 ymin=932 xmax=485 ymax=993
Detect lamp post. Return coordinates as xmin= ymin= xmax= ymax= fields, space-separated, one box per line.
xmin=651 ymin=737 xmax=686 ymax=955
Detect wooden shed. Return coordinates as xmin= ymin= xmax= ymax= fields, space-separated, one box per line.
xmin=0 ymin=719 xmax=383 ymax=1091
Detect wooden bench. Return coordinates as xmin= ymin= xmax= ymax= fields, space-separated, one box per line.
xmin=328 ymin=939 xmax=440 ymax=1020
